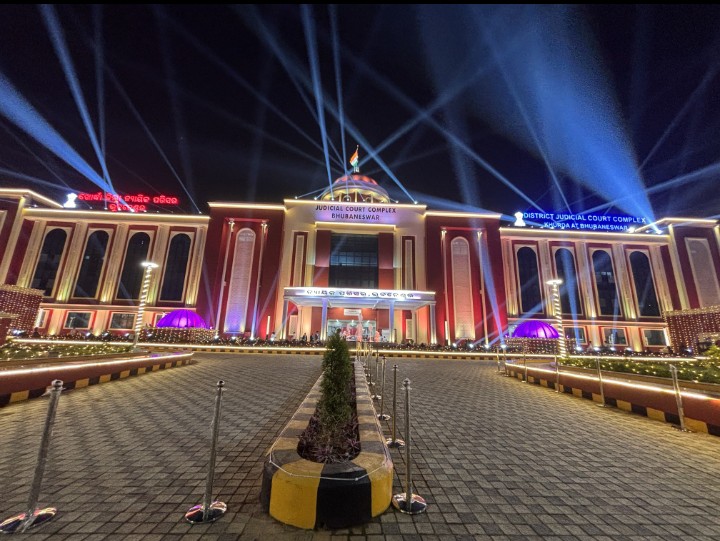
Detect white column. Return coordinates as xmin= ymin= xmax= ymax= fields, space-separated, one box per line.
xmin=280 ymin=299 xmax=289 ymax=339
xmin=429 ymin=303 xmax=437 ymax=345
xmin=389 ymin=300 xmax=396 ymax=343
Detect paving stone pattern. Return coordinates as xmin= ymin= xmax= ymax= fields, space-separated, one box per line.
xmin=1 ymin=354 xmax=719 ymax=540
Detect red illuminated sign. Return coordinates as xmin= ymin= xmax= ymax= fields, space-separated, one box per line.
xmin=76 ymin=192 xmax=180 ymax=212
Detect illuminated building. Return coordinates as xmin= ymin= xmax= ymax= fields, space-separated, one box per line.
xmin=0 ymin=180 xmax=718 ymax=351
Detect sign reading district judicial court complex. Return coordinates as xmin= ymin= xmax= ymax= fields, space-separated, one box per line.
xmin=515 ymin=211 xmax=648 ymax=232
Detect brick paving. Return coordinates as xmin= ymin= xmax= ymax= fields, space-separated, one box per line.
xmin=1 ymin=354 xmax=720 ymax=540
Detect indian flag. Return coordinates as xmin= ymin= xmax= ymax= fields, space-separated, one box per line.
xmin=349 ymin=147 xmax=359 ymax=169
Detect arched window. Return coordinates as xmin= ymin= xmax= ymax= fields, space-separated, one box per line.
xmin=31 ymin=229 xmax=67 ymax=296
xmin=116 ymin=232 xmax=151 ymax=300
xmin=451 ymin=237 xmax=475 ymax=339
xmin=629 ymin=251 xmax=660 ymax=317
xmin=517 ymin=246 xmax=542 ymax=314
xmin=73 ymin=231 xmax=109 ymax=298
xmin=225 ymin=228 xmax=256 ymax=332
xmin=554 ymin=248 xmax=582 ymax=316
xmin=160 ymin=234 xmax=191 ymax=301
xmin=592 ymin=250 xmax=620 ymax=317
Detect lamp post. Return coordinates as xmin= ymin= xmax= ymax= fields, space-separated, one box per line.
xmin=546 ymin=279 xmax=566 ymax=359
xmin=133 ymin=261 xmax=159 ymax=349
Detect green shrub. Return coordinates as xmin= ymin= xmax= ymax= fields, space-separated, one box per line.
xmin=317 ymin=330 xmax=353 ymax=443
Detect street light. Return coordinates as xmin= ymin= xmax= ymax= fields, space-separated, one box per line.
xmin=133 ymin=261 xmax=159 ymax=349
xmin=546 ymin=279 xmax=566 ymax=359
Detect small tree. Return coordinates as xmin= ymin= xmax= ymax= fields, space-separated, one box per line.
xmin=317 ymin=330 xmax=353 ymax=444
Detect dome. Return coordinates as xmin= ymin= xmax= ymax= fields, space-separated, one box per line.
xmin=156 ymin=309 xmax=208 ymax=329
xmin=318 ymin=174 xmax=390 ymax=203
xmin=512 ymin=320 xmax=559 ymax=339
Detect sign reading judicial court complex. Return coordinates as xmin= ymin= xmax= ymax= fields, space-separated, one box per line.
xmin=313 ymin=203 xmax=408 ymax=224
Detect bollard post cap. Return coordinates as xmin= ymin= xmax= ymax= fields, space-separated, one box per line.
xmin=217 ymin=380 xmax=226 ymax=388
xmin=51 ymin=379 xmax=63 ymax=389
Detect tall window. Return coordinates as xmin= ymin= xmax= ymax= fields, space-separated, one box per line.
xmin=160 ymin=234 xmax=191 ymax=301
xmin=116 ymin=232 xmax=151 ymax=300
xmin=73 ymin=231 xmax=109 ymax=298
xmin=592 ymin=250 xmax=620 ymax=317
xmin=517 ymin=246 xmax=542 ymax=314
xmin=31 ymin=228 xmax=67 ymax=296
xmin=554 ymin=248 xmax=582 ymax=316
xmin=629 ymin=251 xmax=660 ymax=317
xmin=329 ymin=234 xmax=378 ymax=288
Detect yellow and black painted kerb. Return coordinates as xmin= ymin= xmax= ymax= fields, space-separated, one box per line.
xmin=260 ymin=361 xmax=393 ymax=529
xmin=506 ymin=365 xmax=720 ymax=437
xmin=0 ymin=357 xmax=193 ymax=407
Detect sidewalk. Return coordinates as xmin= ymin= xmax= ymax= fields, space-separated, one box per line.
xmin=1 ymin=354 xmax=719 ymax=539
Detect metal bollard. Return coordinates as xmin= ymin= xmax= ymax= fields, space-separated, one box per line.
xmin=378 ymin=356 xmax=390 ymax=421
xmin=669 ymin=365 xmax=690 ymax=432
xmin=372 ymin=353 xmax=381 ymax=400
xmin=522 ymin=351 xmax=528 ymax=383
xmin=185 ymin=381 xmax=227 ymax=524
xmin=595 ymin=356 xmax=606 ymax=407
xmin=499 ymin=346 xmax=509 ymax=376
xmin=386 ymin=365 xmax=405 ymax=448
xmin=0 ymin=380 xmax=63 ymax=534
xmin=496 ymin=350 xmax=502 ymax=373
xmin=555 ymin=355 xmax=561 ymax=393
xmin=375 ymin=353 xmax=380 ymax=387
xmin=392 ymin=379 xmax=427 ymax=515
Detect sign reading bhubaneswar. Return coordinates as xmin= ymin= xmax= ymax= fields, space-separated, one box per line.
xmin=517 ymin=211 xmax=648 ymax=232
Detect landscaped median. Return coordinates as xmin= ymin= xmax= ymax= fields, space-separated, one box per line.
xmin=0 ymin=351 xmax=194 ymax=407
xmin=260 ymin=360 xmax=393 ymax=530
xmin=505 ymin=360 xmax=720 ymax=435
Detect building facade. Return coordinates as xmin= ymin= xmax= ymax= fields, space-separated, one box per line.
xmin=1 ymin=180 xmax=719 ymax=351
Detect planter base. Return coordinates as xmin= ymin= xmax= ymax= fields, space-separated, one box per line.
xmin=260 ymin=361 xmax=393 ymax=529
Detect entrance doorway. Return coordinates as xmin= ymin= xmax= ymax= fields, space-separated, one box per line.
xmin=327 ymin=319 xmax=378 ymax=341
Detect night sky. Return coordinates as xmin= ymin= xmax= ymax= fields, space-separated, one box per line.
xmin=0 ymin=4 xmax=718 ymax=220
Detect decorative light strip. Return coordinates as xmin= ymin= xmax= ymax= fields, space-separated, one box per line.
xmin=208 ymin=202 xmax=286 ymax=210
xmin=11 ymin=338 xmax=698 ymax=364
xmin=513 ymin=363 xmax=714 ymax=401
xmin=499 ymin=227 xmax=669 ymax=238
xmin=287 ymin=199 xmax=425 ymax=210
xmin=0 ymin=352 xmax=192 ymax=378
xmin=314 ymin=221 xmax=395 ymax=230
xmin=426 ymin=210 xmax=501 ymax=218
xmin=23 ymin=208 xmax=208 ymax=221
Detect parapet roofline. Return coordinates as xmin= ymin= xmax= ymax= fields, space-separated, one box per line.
xmin=0 ymin=188 xmax=63 ymax=208
xmin=635 ymin=217 xmax=718 ymax=233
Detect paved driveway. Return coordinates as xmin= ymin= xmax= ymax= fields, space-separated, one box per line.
xmin=0 ymin=354 xmax=719 ymax=540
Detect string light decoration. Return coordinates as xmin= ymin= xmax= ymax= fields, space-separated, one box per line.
xmin=505 ymin=337 xmax=559 ymax=354
xmin=133 ymin=262 xmax=158 ymax=348
xmin=141 ymin=327 xmax=215 ymax=343
xmin=665 ymin=305 xmax=720 ymax=352
xmin=546 ymin=279 xmax=567 ymax=358
xmin=0 ymin=284 xmax=43 ymax=333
